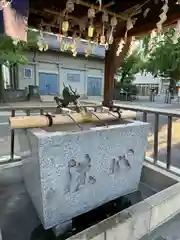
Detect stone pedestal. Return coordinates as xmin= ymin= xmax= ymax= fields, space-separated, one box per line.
xmin=18 ymin=120 xmax=149 ymax=229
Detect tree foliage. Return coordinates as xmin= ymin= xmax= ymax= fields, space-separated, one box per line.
xmin=141 ymin=28 xmax=180 ymax=90
xmin=116 ymin=49 xmax=143 ymax=83
xmin=114 ymin=49 xmax=141 ymax=100
xmin=0 ymin=29 xmax=38 ymax=65
xmin=0 ymin=30 xmax=38 ymax=102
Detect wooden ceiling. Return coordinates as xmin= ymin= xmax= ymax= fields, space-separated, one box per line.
xmin=28 ymin=0 xmax=180 ymax=38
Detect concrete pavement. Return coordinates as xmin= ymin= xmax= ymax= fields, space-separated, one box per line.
xmin=82 ymin=95 xmax=180 ymax=109
xmin=0 ymin=95 xmax=180 ymax=109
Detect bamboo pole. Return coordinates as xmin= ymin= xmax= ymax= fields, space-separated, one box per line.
xmin=9 ymin=112 xmax=120 ymax=129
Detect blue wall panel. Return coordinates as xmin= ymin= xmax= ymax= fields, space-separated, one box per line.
xmin=87 ymin=77 xmax=102 ymax=96
xmin=39 ymin=73 xmax=58 ymax=95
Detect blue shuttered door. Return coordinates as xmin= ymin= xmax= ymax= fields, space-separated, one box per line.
xmin=39 ymin=73 xmax=47 ymax=95
xmin=87 ymin=77 xmax=102 ymax=96
xmin=48 ymin=74 xmax=58 ymax=95
xmin=39 ymin=73 xmax=58 ymax=95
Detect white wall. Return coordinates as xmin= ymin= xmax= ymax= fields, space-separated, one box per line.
xmin=18 ymin=51 xmax=104 ymax=96
xmin=2 ymin=65 xmax=10 ymax=89
xmin=18 ymin=64 xmax=35 ymax=89
xmin=133 ymin=73 xmax=161 ymax=85
xmin=62 ymin=68 xmax=85 ymax=95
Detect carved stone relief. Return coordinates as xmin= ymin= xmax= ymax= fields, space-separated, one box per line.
xmin=109 ymin=149 xmax=134 ymax=174
xmin=65 ymin=154 xmax=96 ymax=194
xmin=65 ymin=149 xmax=134 ymax=194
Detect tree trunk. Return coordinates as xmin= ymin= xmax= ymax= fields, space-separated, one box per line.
xmin=10 ymin=65 xmax=14 ymax=89
xmin=0 ymin=64 xmax=5 ymax=103
xmin=14 ymin=64 xmax=19 ymax=89
xmin=169 ymin=78 xmax=176 ymax=94
xmin=10 ymin=64 xmax=18 ymax=90
xmin=103 ymin=38 xmax=131 ymax=107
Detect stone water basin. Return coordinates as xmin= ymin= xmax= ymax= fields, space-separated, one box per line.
xmin=17 ymin=118 xmax=149 ymax=229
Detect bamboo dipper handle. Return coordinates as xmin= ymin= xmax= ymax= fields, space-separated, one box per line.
xmin=9 ymin=115 xmax=50 ymax=129
xmin=9 ymin=112 xmax=120 ymax=129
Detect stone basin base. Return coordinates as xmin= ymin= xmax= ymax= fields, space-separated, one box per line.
xmin=18 ymin=119 xmax=149 ymax=229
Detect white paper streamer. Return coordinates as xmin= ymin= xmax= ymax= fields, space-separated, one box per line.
xmin=173 ymin=20 xmax=180 ymax=44
xmin=156 ymin=0 xmax=169 ymax=32
xmin=124 ymin=18 xmax=137 ymax=40
xmin=116 ymin=38 xmax=125 ymax=56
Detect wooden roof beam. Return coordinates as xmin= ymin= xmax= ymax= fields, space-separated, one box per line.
xmin=43 ymin=3 xmax=142 ymax=21
xmin=128 ymin=5 xmax=180 ymax=37
xmin=80 ymin=0 xmax=142 ymax=20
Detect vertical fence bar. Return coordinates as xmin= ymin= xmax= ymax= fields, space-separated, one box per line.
xmin=142 ymin=112 xmax=148 ymax=160
xmin=26 ymin=110 xmax=31 ymax=116
xmin=143 ymin=112 xmax=147 ymax=122
xmin=153 ymin=113 xmax=159 ymax=163
xmin=10 ymin=109 xmax=15 ymax=161
xmin=167 ymin=116 xmax=172 ymax=169
xmin=40 ymin=108 xmax=44 ymax=115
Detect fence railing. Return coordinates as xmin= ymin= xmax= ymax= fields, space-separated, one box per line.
xmin=0 ymin=103 xmax=179 ymax=173
xmin=0 ymin=104 xmax=100 ymax=163
xmin=113 ymin=103 xmax=180 ymax=170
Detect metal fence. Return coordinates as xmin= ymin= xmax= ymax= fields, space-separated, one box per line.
xmin=0 ymin=104 xmax=100 ymax=163
xmin=0 ymin=103 xmax=180 ymax=173
xmin=114 ymin=103 xmax=180 ymax=170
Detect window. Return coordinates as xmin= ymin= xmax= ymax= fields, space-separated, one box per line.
xmin=67 ymin=73 xmax=80 ymax=82
xmin=24 ymin=68 xmax=32 ymax=79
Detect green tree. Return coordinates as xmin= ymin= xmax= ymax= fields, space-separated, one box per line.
xmin=0 ymin=30 xmax=38 ymax=102
xmin=114 ymin=50 xmax=142 ymax=100
xmin=141 ymin=28 xmax=180 ymax=92
xmin=116 ymin=50 xmax=143 ymax=84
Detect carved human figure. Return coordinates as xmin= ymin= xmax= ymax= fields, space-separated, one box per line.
xmin=66 ymin=154 xmax=95 ymax=194
xmin=110 ymin=149 xmax=134 ymax=174
xmin=65 ymin=159 xmax=77 ymax=193
xmin=125 ymin=149 xmax=134 ymax=167
xmin=84 ymin=154 xmax=96 ymax=185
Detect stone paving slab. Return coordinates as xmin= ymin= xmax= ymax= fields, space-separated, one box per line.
xmin=142 ymin=212 xmax=180 ymax=240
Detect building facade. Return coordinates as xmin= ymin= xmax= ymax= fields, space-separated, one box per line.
xmin=18 ymin=51 xmax=104 ymax=98
xmin=17 ymin=32 xmax=168 ymax=98
xmin=17 ymin=33 xmax=105 ymax=99
xmin=133 ymin=73 xmax=165 ymax=96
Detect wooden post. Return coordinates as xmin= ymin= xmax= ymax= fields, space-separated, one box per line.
xmin=102 ymin=43 xmax=115 ymax=107
xmin=103 ymin=47 xmax=114 ymax=107
xmin=102 ymin=39 xmax=131 ymax=107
